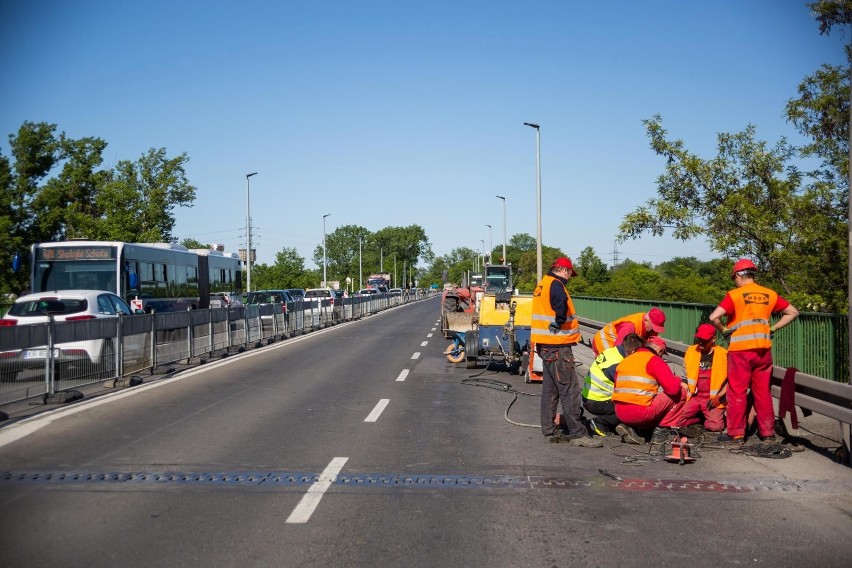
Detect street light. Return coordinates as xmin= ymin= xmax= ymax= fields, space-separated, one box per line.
xmin=485 ymin=224 xmax=492 ymax=265
xmin=359 ymin=237 xmax=363 ymax=290
xmin=245 ymin=172 xmax=258 ymax=292
xmin=479 ymin=239 xmax=485 ymax=271
xmin=523 ymin=122 xmax=542 ymax=281
xmin=322 ymin=213 xmax=331 ymax=287
xmin=496 ymin=195 xmax=507 ymax=264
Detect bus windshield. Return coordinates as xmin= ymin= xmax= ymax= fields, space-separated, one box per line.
xmin=33 ymin=259 xmax=118 ymax=294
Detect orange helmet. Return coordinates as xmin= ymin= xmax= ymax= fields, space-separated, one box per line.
xmin=732 ymin=258 xmax=756 ymax=275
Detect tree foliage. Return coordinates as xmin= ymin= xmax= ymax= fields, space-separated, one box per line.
xmin=251 ymin=246 xmax=316 ymax=291
xmin=0 ymin=121 xmax=198 ymax=295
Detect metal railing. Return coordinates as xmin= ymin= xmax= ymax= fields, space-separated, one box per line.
xmin=0 ymin=292 xmax=433 ymax=406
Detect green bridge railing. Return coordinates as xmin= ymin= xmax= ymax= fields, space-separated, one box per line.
xmin=573 ymin=296 xmax=849 ymax=384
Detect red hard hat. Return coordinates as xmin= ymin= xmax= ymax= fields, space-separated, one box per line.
xmin=732 ymin=258 xmax=757 ymax=275
xmin=551 ymin=257 xmax=578 ymax=277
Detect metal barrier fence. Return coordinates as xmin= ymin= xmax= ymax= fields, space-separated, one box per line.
xmin=0 ymin=292 xmax=432 ymax=406
xmin=573 ymin=296 xmax=850 ymax=384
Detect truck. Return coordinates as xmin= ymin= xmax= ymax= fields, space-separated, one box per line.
xmin=367 ymin=272 xmax=391 ymax=292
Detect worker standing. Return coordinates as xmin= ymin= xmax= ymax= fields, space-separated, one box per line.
xmin=591 ymin=308 xmax=666 ymax=356
xmin=676 ymin=324 xmax=728 ymax=433
xmin=531 ymin=257 xmax=602 ymax=447
xmin=612 ymin=336 xmax=686 ymax=444
xmin=709 ymin=259 xmax=799 ymax=443
xmin=582 ymin=333 xmax=644 ymax=436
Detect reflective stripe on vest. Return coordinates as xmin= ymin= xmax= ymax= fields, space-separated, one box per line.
xmin=683 ymin=344 xmax=728 ymax=399
xmin=531 ymin=274 xmax=580 ymax=345
xmin=612 ymin=350 xmax=658 ymax=406
xmin=593 ymin=312 xmax=645 ymax=353
xmin=582 ymin=346 xmax=623 ymax=401
xmin=727 ymin=284 xmax=777 ymax=351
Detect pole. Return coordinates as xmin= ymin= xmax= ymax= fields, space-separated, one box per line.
xmin=322 ymin=213 xmax=330 ymax=288
xmin=524 ymin=122 xmax=542 ymax=280
xmin=497 ymin=195 xmax=507 ymax=264
xmin=359 ymin=237 xmax=363 ymax=290
xmin=245 ymin=172 xmax=257 ymax=292
xmin=479 ymin=239 xmax=485 ymax=271
xmin=486 ymin=224 xmax=492 ymax=264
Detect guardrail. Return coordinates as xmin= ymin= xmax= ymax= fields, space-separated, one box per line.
xmin=0 ymin=291 xmax=434 ymax=408
xmin=578 ymin=318 xmax=852 ymax=464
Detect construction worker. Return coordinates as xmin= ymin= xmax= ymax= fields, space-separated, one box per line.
xmin=591 ymin=307 xmax=666 ymax=357
xmin=531 ymin=257 xmax=602 ymax=447
xmin=676 ymin=323 xmax=727 ymax=433
xmin=709 ymin=258 xmax=799 ymax=443
xmin=612 ymin=336 xmax=686 ymax=444
xmin=582 ymin=333 xmax=644 ymax=436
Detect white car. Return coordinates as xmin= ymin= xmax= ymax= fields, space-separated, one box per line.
xmin=0 ymin=290 xmax=144 ymax=381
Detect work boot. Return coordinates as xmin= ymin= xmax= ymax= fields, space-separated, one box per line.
xmin=567 ymin=436 xmax=604 ymax=448
xmin=758 ymin=434 xmax=779 ymax=443
xmin=546 ymin=431 xmax=564 ymax=444
xmin=616 ymin=423 xmax=644 ymax=445
xmin=717 ymin=433 xmax=745 ymax=444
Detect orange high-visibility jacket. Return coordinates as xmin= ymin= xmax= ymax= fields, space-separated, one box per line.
xmin=683 ymin=344 xmax=727 ymax=403
xmin=531 ymin=274 xmax=580 ymax=346
xmin=612 ymin=350 xmax=658 ymax=406
xmin=726 ymin=283 xmax=777 ymax=352
xmin=593 ymin=312 xmax=647 ymax=354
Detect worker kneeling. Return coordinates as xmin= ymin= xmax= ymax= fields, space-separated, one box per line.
xmin=582 ymin=333 xmax=644 ymax=436
xmin=676 ymin=324 xmax=727 ymax=433
xmin=612 ymin=336 xmax=686 ymax=444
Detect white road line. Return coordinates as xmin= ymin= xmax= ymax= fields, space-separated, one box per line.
xmin=426 ymin=333 xmax=433 ymax=338
xmin=431 ymin=327 xmax=436 ymax=331
xmin=365 ymin=399 xmax=390 ymax=422
xmin=420 ymin=341 xmax=428 ymax=347
xmin=411 ymin=352 xmax=420 ymax=360
xmin=395 ymin=369 xmax=410 ymax=382
xmin=285 ymin=457 xmax=348 ymax=524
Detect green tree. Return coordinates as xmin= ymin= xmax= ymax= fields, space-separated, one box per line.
xmin=180 ymin=238 xmax=207 ymax=249
xmin=251 ymin=246 xmax=314 ymax=290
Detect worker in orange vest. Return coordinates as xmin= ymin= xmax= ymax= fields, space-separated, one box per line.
xmin=709 ymin=259 xmax=799 ymax=443
xmin=612 ymin=336 xmax=686 ymax=444
xmin=531 ymin=257 xmax=602 ymax=448
xmin=677 ymin=323 xmax=728 ymax=433
xmin=591 ymin=308 xmax=666 ymax=356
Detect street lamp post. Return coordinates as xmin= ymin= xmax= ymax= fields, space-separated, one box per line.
xmin=496 ymin=195 xmax=507 ymax=264
xmin=523 ymin=122 xmax=542 ymax=281
xmin=245 ymin=172 xmax=258 ymax=292
xmin=485 ymin=224 xmax=492 ymax=265
xmin=359 ymin=237 xmax=363 ymax=290
xmin=322 ymin=213 xmax=331 ymax=288
xmin=479 ymin=239 xmax=485 ymax=271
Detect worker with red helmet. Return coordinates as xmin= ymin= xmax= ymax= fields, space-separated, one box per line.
xmin=709 ymin=258 xmax=799 ymax=443
xmin=676 ymin=323 xmax=728 ymax=433
xmin=531 ymin=257 xmax=602 ymax=447
xmin=591 ymin=307 xmax=666 ymax=356
xmin=612 ymin=336 xmax=686 ymax=444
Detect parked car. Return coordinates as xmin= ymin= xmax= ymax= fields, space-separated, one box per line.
xmin=245 ymin=290 xmax=293 ymax=306
xmin=209 ymin=292 xmax=243 ymax=308
xmin=357 ymin=288 xmax=380 ymax=296
xmin=0 ymin=290 xmax=144 ymax=381
xmin=304 ymin=288 xmax=335 ymax=305
xmin=286 ymin=288 xmax=306 ymax=301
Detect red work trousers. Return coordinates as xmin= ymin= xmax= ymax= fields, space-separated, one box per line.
xmin=678 ymin=395 xmax=725 ymax=432
xmin=614 ymin=386 xmax=686 ymax=430
xmin=726 ymin=349 xmax=774 ymax=438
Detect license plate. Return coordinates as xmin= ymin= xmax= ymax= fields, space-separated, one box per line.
xmin=23 ymin=348 xmax=58 ymax=360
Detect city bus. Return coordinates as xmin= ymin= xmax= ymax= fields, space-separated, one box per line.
xmin=29 ymin=241 xmax=243 ymax=312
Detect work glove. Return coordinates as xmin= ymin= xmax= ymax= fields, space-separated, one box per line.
xmin=721 ymin=327 xmax=733 ymax=339
xmin=707 ymin=395 xmax=721 ymax=410
xmin=548 ymin=322 xmax=560 ymax=334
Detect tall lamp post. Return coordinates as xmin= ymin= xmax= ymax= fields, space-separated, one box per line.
xmin=358 ymin=237 xmax=363 ymax=290
xmin=245 ymin=172 xmax=258 ymax=292
xmin=479 ymin=239 xmax=485 ymax=271
xmin=322 ymin=213 xmax=331 ymax=287
xmin=523 ymin=122 xmax=542 ymax=281
xmin=496 ymin=195 xmax=507 ymax=264
xmin=485 ymin=224 xmax=492 ymax=264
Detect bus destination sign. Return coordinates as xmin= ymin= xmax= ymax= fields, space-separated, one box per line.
xmin=38 ymin=246 xmax=116 ymax=261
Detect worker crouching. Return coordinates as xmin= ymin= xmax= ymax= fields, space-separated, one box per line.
xmin=677 ymin=324 xmax=727 ymax=433
xmin=612 ymin=336 xmax=686 ymax=443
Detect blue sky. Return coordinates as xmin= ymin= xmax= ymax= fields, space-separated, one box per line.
xmin=1 ymin=1 xmax=847 ymax=270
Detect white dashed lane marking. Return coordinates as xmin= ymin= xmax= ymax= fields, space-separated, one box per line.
xmin=365 ymin=399 xmax=390 ymax=422
xmin=396 ymin=369 xmax=409 ymax=382
xmin=285 ymin=457 xmax=348 ymax=524
xmin=420 ymin=341 xmax=428 ymax=347
xmin=411 ymin=352 xmax=420 ymax=360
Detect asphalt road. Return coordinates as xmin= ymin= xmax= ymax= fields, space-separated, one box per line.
xmin=1 ymin=296 xmax=851 ymax=567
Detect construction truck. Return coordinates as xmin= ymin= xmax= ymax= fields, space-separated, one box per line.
xmin=367 ymin=272 xmax=391 ymax=291
xmin=442 ymin=264 xmax=541 ymax=381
